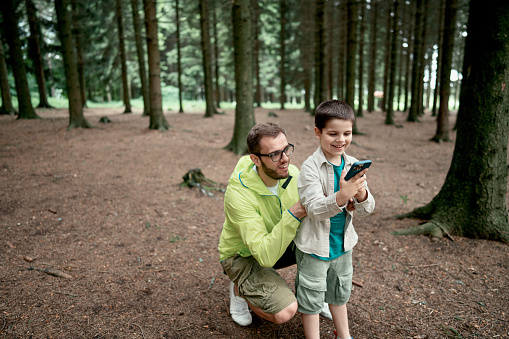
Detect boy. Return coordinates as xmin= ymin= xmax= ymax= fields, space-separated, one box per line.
xmin=295 ymin=100 xmax=375 ymax=339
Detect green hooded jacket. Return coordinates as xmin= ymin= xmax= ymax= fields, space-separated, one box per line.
xmin=218 ymin=155 xmax=302 ymax=267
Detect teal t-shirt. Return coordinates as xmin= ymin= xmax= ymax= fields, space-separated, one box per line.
xmin=312 ymin=157 xmax=347 ymax=260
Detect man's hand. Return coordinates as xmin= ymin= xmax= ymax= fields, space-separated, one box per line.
xmin=336 ymin=168 xmax=368 ymax=207
xmin=289 ymin=201 xmax=307 ymax=219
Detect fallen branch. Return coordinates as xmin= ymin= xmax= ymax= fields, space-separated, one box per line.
xmin=28 ymin=267 xmax=73 ymax=279
xmin=407 ymin=264 xmax=440 ymax=269
xmin=129 ymin=323 xmax=146 ymax=339
xmin=352 ymin=279 xmax=364 ymax=288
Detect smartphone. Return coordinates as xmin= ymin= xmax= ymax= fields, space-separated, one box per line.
xmin=344 ymin=160 xmax=372 ymax=181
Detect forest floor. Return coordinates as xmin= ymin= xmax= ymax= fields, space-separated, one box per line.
xmin=0 ymin=106 xmax=508 ymax=339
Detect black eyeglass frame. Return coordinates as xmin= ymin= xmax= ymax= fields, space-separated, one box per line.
xmin=252 ymin=144 xmax=294 ymax=162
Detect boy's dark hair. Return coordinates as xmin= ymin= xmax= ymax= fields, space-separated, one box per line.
xmin=247 ymin=122 xmax=286 ymax=154
xmin=315 ymin=100 xmax=355 ymax=131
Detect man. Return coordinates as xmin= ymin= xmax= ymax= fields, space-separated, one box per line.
xmin=218 ymin=122 xmax=331 ymax=326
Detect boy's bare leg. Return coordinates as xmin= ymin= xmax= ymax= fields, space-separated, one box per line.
xmin=301 ymin=313 xmax=320 ymax=339
xmin=329 ymin=303 xmax=350 ymax=338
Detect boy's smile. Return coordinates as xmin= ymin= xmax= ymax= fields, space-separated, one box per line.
xmin=315 ymin=118 xmax=353 ymax=165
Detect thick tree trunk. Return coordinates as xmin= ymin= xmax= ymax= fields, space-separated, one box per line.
xmin=70 ymin=0 xmax=87 ymax=108
xmin=0 ymin=37 xmax=16 ymax=115
xmin=25 ymin=0 xmax=52 ymax=108
xmin=432 ymin=0 xmax=458 ymax=143
xmin=386 ymin=0 xmax=399 ymax=125
xmin=225 ymin=0 xmax=255 ymax=155
xmin=367 ymin=0 xmax=377 ymax=112
xmin=279 ymin=0 xmax=286 ymax=110
xmin=314 ymin=0 xmax=326 ymax=112
xmin=55 ymin=0 xmax=90 ymax=129
xmin=143 ymin=0 xmax=169 ymax=130
xmin=356 ymin=1 xmax=366 ymax=118
xmin=396 ymin=0 xmax=509 ymax=243
xmin=131 ymin=0 xmax=150 ymax=115
xmin=116 ymin=0 xmax=131 ymax=113
xmin=199 ymin=0 xmax=215 ymax=118
xmin=407 ymin=0 xmax=424 ymax=121
xmin=0 ymin=0 xmax=39 ymax=119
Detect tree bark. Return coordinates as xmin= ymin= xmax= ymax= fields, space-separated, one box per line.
xmin=314 ymin=0 xmax=326 ymax=111
xmin=432 ymin=0 xmax=458 ymax=143
xmin=279 ymin=0 xmax=286 ymax=109
xmin=55 ymin=0 xmax=90 ymax=129
xmin=212 ymin=0 xmax=221 ymax=109
xmin=0 ymin=0 xmax=39 ymax=119
xmin=225 ymin=0 xmax=255 ymax=155
xmin=0 ymin=36 xmax=16 ymax=115
xmin=143 ymin=0 xmax=169 ymax=130
xmin=385 ymin=0 xmax=399 ymax=125
xmin=25 ymin=0 xmax=52 ymax=108
xmin=395 ymin=0 xmax=509 ymax=243
xmin=199 ymin=0 xmax=215 ymax=117
xmin=337 ymin=2 xmax=346 ymax=101
xmin=431 ymin=0 xmax=445 ymax=117
xmin=70 ymin=0 xmax=87 ymax=108
xmin=115 ymin=0 xmax=132 ymax=113
xmin=407 ymin=0 xmax=424 ymax=121
xmin=357 ymin=0 xmax=366 ymax=118
xmin=367 ymin=0 xmax=378 ymax=112
xmin=403 ymin=0 xmax=414 ymax=112
xmin=131 ymin=0 xmax=150 ymax=115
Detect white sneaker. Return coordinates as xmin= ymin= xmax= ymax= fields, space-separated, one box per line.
xmin=320 ymin=302 xmax=333 ymax=320
xmin=229 ymin=281 xmax=252 ymax=326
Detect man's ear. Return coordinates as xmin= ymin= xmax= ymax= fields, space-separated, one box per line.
xmin=314 ymin=127 xmax=321 ymax=140
xmin=250 ymin=153 xmax=261 ymax=167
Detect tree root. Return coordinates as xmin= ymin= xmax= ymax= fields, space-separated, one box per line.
xmin=392 ymin=220 xmax=455 ymax=241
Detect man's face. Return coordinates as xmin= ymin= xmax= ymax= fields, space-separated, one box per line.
xmin=254 ymin=133 xmax=291 ymax=184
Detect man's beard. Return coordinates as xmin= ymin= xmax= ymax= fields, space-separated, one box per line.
xmin=260 ymin=159 xmax=289 ymax=181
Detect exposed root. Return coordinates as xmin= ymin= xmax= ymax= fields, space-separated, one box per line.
xmin=392 ymin=221 xmax=445 ymax=239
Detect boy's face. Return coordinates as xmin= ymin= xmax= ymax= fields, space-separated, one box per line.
xmin=315 ymin=118 xmax=353 ymax=162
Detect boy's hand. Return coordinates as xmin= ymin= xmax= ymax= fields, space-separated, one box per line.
xmin=289 ymin=201 xmax=307 ymax=219
xmin=336 ymin=168 xmax=368 ymax=207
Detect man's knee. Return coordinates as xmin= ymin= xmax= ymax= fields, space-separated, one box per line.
xmin=272 ymin=301 xmax=298 ymax=324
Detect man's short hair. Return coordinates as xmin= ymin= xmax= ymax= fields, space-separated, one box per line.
xmin=247 ymin=122 xmax=287 ymax=154
xmin=315 ymin=100 xmax=355 ymax=131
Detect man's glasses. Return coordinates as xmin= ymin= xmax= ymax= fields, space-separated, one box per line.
xmin=253 ymin=144 xmax=294 ymax=162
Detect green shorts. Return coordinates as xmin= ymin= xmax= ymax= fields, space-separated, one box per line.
xmin=221 ymin=254 xmax=297 ymax=315
xmin=295 ymin=248 xmax=353 ymax=315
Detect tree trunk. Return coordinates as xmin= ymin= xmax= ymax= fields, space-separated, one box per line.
xmin=403 ymin=0 xmax=414 ymax=112
xmin=131 ymin=0 xmax=150 ymax=115
xmin=0 ymin=0 xmax=39 ymax=119
xmin=356 ymin=0 xmax=366 ymax=118
xmin=325 ymin=0 xmax=333 ymax=100
xmin=417 ymin=0 xmax=429 ymax=117
xmin=279 ymin=0 xmax=286 ymax=110
xmin=199 ymin=0 xmax=215 ymax=117
xmin=143 ymin=0 xmax=169 ymax=130
xmin=432 ymin=0 xmax=458 ymax=143
xmin=337 ymin=2 xmax=346 ymax=101
xmin=55 ymin=0 xmax=90 ymax=129
xmin=0 ymin=36 xmax=16 ymax=115
xmin=25 ymin=0 xmax=52 ymax=108
xmin=70 ymin=0 xmax=87 ymax=108
xmin=381 ymin=3 xmax=392 ymax=112
xmin=212 ymin=0 xmax=221 ymax=109
xmin=225 ymin=0 xmax=255 ymax=155
xmin=407 ymin=0 xmax=424 ymax=121
xmin=431 ymin=0 xmax=445 ymax=117
xmin=386 ymin=0 xmax=399 ymax=125
xmin=300 ymin=0 xmax=314 ymax=113
xmin=116 ymin=0 xmax=131 ymax=113
xmin=367 ymin=0 xmax=378 ymax=112
xmin=346 ymin=0 xmax=359 ymax=133
xmin=314 ymin=0 xmax=326 ymax=111
xmin=395 ymin=0 xmax=509 ymax=243
xmin=253 ymin=0 xmax=262 ymax=108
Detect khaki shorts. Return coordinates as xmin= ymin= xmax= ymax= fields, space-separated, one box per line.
xmin=295 ymin=248 xmax=353 ymax=315
xmin=221 ymin=254 xmax=297 ymax=315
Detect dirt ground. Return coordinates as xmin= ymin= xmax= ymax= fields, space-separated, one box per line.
xmin=0 ymin=106 xmax=508 ymax=339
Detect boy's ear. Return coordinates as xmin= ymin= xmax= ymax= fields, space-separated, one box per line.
xmin=314 ymin=127 xmax=321 ymax=139
xmin=250 ymin=153 xmax=261 ymax=167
